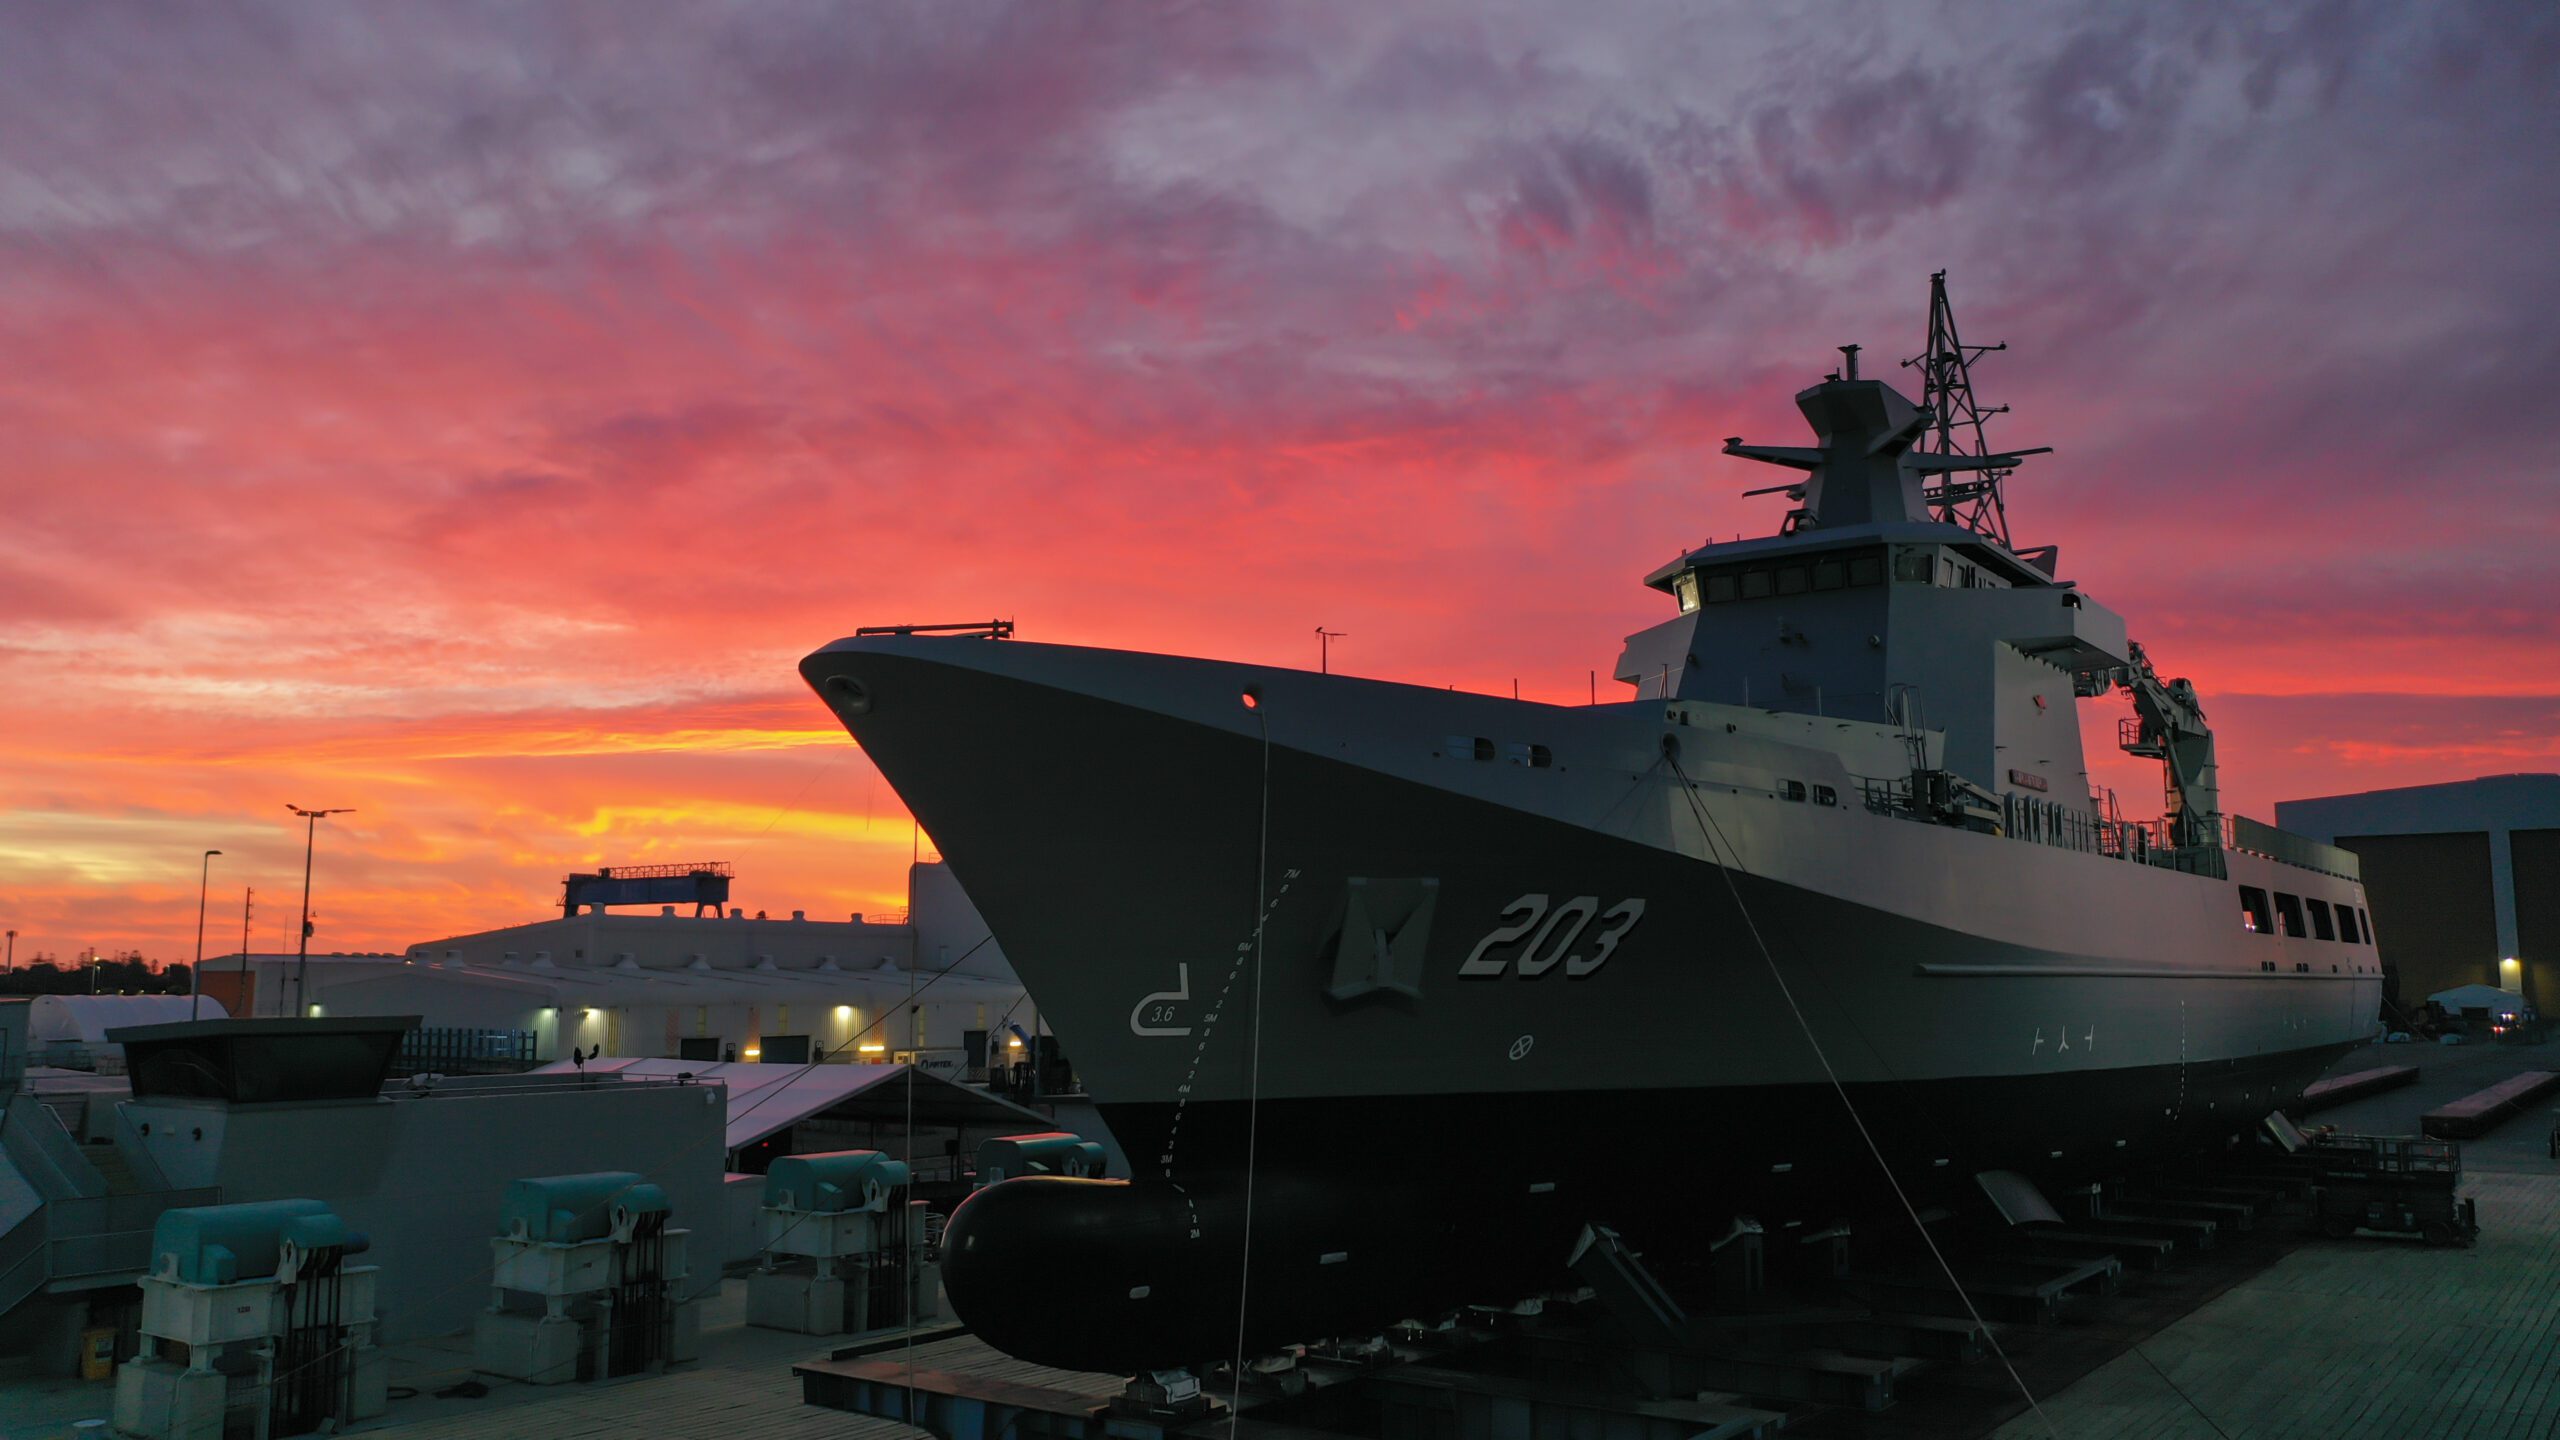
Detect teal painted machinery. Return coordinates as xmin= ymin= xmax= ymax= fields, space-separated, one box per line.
xmin=763 ymin=1151 xmax=910 ymax=1214
xmin=976 ymin=1132 xmax=1107 ymax=1186
xmin=121 ymin=1199 xmax=385 ymax=1439
xmin=477 ymin=1170 xmax=695 ymax=1385
xmin=149 ymin=1199 xmax=359 ymax=1286
xmin=747 ymin=1149 xmax=931 ymax=1337
xmin=498 ymin=1171 xmax=669 ymax=1244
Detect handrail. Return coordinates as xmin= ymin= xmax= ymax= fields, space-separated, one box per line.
xmin=384 ymin=1072 xmax=730 ymax=1100
xmin=0 ymin=1206 xmax=44 ymax=1315
xmin=42 ymin=1186 xmax=221 ymax=1281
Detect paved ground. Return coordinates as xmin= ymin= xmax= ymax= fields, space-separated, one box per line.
xmin=11 ymin=1037 xmax=2552 ymax=1440
xmin=1987 ymin=1035 xmax=2560 ymax=1440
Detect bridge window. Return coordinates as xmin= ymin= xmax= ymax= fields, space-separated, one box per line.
xmin=1776 ymin=564 xmax=1809 ymax=596
xmin=1813 ymin=558 xmax=1845 ymax=591
xmin=2356 ymin=906 xmax=2375 ymax=943
xmin=1741 ymin=569 xmax=1773 ymax=600
xmin=2305 ymin=898 xmax=2336 ymax=941
xmin=2334 ymin=907 xmax=2358 ymax=944
xmin=1706 ymin=572 xmax=1737 ymax=604
xmin=2273 ymin=892 xmax=2307 ymax=938
xmin=1894 ymin=549 xmax=1935 ymax=583
xmin=1849 ymin=553 xmax=1885 ymax=586
xmin=1675 ymin=573 xmax=1701 ymax=613
xmin=2238 ymin=886 xmax=2274 ymax=934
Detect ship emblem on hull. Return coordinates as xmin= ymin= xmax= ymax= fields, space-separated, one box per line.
xmin=1325 ymin=877 xmax=1440 ymax=1002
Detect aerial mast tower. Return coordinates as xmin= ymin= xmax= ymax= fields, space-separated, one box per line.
xmin=1902 ymin=271 xmax=2016 ymax=546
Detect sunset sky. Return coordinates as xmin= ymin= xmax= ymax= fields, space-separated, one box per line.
xmin=3 ymin=3 xmax=2554 ymax=965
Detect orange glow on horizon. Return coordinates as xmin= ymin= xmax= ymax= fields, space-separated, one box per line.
xmin=3 ymin=7 xmax=2553 ymax=962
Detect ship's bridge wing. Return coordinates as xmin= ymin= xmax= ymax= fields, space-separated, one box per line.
xmin=1640 ymin=521 xmax=2060 ymax=598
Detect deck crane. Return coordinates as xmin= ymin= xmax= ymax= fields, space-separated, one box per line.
xmin=2115 ymin=641 xmax=2223 ymax=857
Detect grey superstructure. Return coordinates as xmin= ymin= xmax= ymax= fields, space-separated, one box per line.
xmin=801 ymin=279 xmax=2381 ymax=1371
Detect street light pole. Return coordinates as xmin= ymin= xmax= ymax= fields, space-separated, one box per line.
xmin=286 ymin=804 xmax=354 ymax=1019
xmin=192 ymin=849 xmax=222 ymax=1020
xmin=4 ymin=929 xmax=13 ymax=973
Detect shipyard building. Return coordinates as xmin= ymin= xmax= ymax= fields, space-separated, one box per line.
xmin=2276 ymin=773 xmax=2560 ymax=1018
xmin=193 ymin=861 xmax=1043 ymax=1080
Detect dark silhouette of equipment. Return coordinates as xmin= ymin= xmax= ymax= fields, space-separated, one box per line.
xmin=560 ymin=862 xmax=733 ymax=917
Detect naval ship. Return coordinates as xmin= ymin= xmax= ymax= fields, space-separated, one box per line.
xmin=802 ymin=277 xmax=2383 ymax=1372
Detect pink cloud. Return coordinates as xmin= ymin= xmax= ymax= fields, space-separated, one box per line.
xmin=1 ymin=2 xmax=2554 ymax=960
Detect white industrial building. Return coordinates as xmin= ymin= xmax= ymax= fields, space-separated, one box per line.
xmin=198 ymin=862 xmax=1043 ymax=1074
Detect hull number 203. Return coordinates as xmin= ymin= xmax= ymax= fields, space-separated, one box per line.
xmin=1459 ymin=895 xmax=1646 ymax=979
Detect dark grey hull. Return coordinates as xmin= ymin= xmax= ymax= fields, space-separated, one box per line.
xmin=804 ymin=636 xmax=2373 ymax=1368
xmin=940 ymin=1046 xmax=2341 ymax=1371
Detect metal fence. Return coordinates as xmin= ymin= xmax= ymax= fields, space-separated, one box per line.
xmin=388 ymin=1026 xmax=540 ymax=1077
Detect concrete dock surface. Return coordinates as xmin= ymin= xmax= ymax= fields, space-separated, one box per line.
xmin=6 ymin=1036 xmax=2549 ymax=1440
xmin=1988 ymin=1035 xmax=2560 ymax=1440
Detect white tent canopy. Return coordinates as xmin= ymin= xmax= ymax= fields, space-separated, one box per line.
xmin=2427 ymin=984 xmax=2526 ymax=1013
xmin=528 ymin=1056 xmax=1052 ymax=1151
xmin=28 ymin=994 xmax=225 ymax=1047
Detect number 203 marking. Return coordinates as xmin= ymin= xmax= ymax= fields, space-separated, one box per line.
xmin=1458 ymin=894 xmax=1646 ymax=979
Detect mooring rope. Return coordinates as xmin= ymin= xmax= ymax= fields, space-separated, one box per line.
xmin=1226 ymin=698 xmax=1273 ymax=1431
xmin=1664 ymin=746 xmax=2059 ymax=1439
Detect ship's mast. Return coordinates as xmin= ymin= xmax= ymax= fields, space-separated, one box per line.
xmin=1902 ymin=271 xmax=2014 ymax=546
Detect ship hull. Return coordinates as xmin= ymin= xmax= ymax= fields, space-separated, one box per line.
xmin=805 ymin=635 xmax=2376 ymax=1367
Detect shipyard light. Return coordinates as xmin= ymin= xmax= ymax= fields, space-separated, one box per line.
xmin=858 ymin=1042 xmax=887 ymax=1054
xmin=1007 ymin=1035 xmax=1024 ymax=1049
xmin=834 ymin=1005 xmax=853 ymax=1019
xmin=744 ymin=1046 xmax=761 ymax=1059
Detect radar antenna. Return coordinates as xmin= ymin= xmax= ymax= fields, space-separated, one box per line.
xmin=1902 ymin=272 xmax=2017 ymax=546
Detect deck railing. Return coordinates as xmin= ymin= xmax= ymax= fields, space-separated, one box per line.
xmin=1861 ymin=774 xmax=2230 ymax=878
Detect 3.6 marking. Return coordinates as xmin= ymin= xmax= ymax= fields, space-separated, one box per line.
xmin=1458 ymin=894 xmax=1646 ymax=979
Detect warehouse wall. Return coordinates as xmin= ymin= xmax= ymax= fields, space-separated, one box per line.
xmin=2335 ymin=831 xmax=2498 ymax=1012
xmin=2509 ymin=828 xmax=2560 ymax=1016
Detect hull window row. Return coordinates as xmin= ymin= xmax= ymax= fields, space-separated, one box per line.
xmin=2239 ymin=884 xmax=2373 ymax=943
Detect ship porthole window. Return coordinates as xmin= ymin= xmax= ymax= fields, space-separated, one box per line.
xmin=1780 ymin=779 xmax=1808 ymax=802
xmin=1812 ymin=784 xmax=1838 ymax=806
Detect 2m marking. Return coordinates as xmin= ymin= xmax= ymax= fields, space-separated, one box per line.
xmin=1459 ymin=895 xmax=1645 ymax=979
